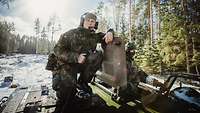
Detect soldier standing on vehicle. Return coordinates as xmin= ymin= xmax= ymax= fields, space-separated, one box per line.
xmin=46 ymin=12 xmax=114 ymax=113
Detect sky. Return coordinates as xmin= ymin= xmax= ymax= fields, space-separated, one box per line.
xmin=0 ymin=0 xmax=108 ymax=41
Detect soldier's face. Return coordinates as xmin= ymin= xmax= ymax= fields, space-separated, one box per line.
xmin=83 ymin=18 xmax=96 ymax=30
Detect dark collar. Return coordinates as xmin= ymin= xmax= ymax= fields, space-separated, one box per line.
xmin=77 ymin=27 xmax=95 ymax=33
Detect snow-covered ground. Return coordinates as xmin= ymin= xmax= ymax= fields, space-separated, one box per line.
xmin=0 ymin=54 xmax=52 ymax=99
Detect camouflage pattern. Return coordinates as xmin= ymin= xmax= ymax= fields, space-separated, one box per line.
xmin=119 ymin=42 xmax=163 ymax=103
xmin=125 ymin=41 xmax=147 ymax=83
xmin=53 ymin=27 xmax=105 ymax=84
xmin=77 ymin=51 xmax=103 ymax=93
xmin=118 ymin=43 xmax=148 ymax=103
xmin=54 ymin=27 xmax=104 ymax=62
xmin=52 ymin=27 xmax=106 ymax=113
xmin=45 ymin=53 xmax=57 ymax=71
xmin=126 ymin=42 xmax=136 ymax=63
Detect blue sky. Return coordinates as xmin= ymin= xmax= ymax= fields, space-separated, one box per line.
xmin=0 ymin=0 xmax=109 ymax=40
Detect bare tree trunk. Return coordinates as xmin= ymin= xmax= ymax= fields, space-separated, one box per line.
xmin=148 ymin=0 xmax=150 ymax=40
xmin=129 ymin=0 xmax=132 ymax=41
xmin=195 ymin=65 xmax=199 ymax=75
xmin=157 ymin=0 xmax=160 ymax=37
xmin=35 ymin=33 xmax=40 ymax=54
xmin=192 ymin=37 xmax=200 ymax=75
xmin=150 ymin=0 xmax=153 ymax=45
xmin=51 ymin=28 xmax=54 ymax=52
xmin=182 ymin=0 xmax=190 ymax=73
xmin=148 ymin=0 xmax=153 ymax=45
xmin=185 ymin=37 xmax=190 ymax=73
xmin=6 ymin=37 xmax=10 ymax=54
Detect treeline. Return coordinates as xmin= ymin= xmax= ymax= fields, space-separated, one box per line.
xmin=96 ymin=0 xmax=200 ymax=74
xmin=0 ymin=20 xmax=15 ymax=54
xmin=0 ymin=19 xmax=56 ymax=54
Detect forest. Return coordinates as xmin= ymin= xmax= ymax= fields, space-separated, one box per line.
xmin=0 ymin=14 xmax=57 ymax=54
xmin=0 ymin=0 xmax=200 ymax=75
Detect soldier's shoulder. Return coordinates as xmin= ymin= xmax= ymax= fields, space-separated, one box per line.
xmin=58 ymin=28 xmax=79 ymax=40
xmin=62 ymin=28 xmax=79 ymax=36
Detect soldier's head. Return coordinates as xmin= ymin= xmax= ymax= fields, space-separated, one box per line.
xmin=126 ymin=42 xmax=136 ymax=56
xmin=80 ymin=12 xmax=98 ymax=31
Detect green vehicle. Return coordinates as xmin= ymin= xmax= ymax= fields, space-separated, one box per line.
xmin=0 ymin=37 xmax=199 ymax=113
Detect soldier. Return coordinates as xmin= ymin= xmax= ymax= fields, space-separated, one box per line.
xmin=118 ymin=42 xmax=163 ymax=102
xmin=125 ymin=42 xmax=163 ymax=86
xmin=47 ymin=12 xmax=114 ymax=113
xmin=126 ymin=42 xmax=137 ymax=82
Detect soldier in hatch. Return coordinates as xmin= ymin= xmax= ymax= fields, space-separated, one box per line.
xmin=46 ymin=12 xmax=114 ymax=113
xmin=118 ymin=42 xmax=163 ymax=102
xmin=125 ymin=42 xmax=163 ymax=86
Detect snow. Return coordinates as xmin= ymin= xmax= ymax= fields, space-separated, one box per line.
xmin=0 ymin=54 xmax=52 ymax=99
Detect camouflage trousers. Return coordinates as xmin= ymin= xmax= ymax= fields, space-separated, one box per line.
xmin=52 ymin=51 xmax=103 ymax=90
xmin=77 ymin=51 xmax=103 ymax=93
xmin=52 ymin=51 xmax=103 ymax=113
xmin=52 ymin=70 xmax=77 ymax=113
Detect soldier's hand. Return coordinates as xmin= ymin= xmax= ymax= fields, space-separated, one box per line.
xmin=78 ymin=53 xmax=86 ymax=64
xmin=104 ymin=32 xmax=113 ymax=44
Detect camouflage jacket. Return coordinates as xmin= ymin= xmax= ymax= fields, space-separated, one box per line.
xmin=54 ymin=27 xmax=108 ymax=70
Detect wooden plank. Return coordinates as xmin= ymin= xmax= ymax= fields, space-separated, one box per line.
xmin=26 ymin=90 xmax=41 ymax=103
xmin=2 ymin=88 xmax=27 ymax=113
xmin=16 ymin=86 xmax=42 ymax=112
xmin=15 ymin=92 xmax=29 ymax=113
xmin=41 ymin=89 xmax=56 ymax=106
